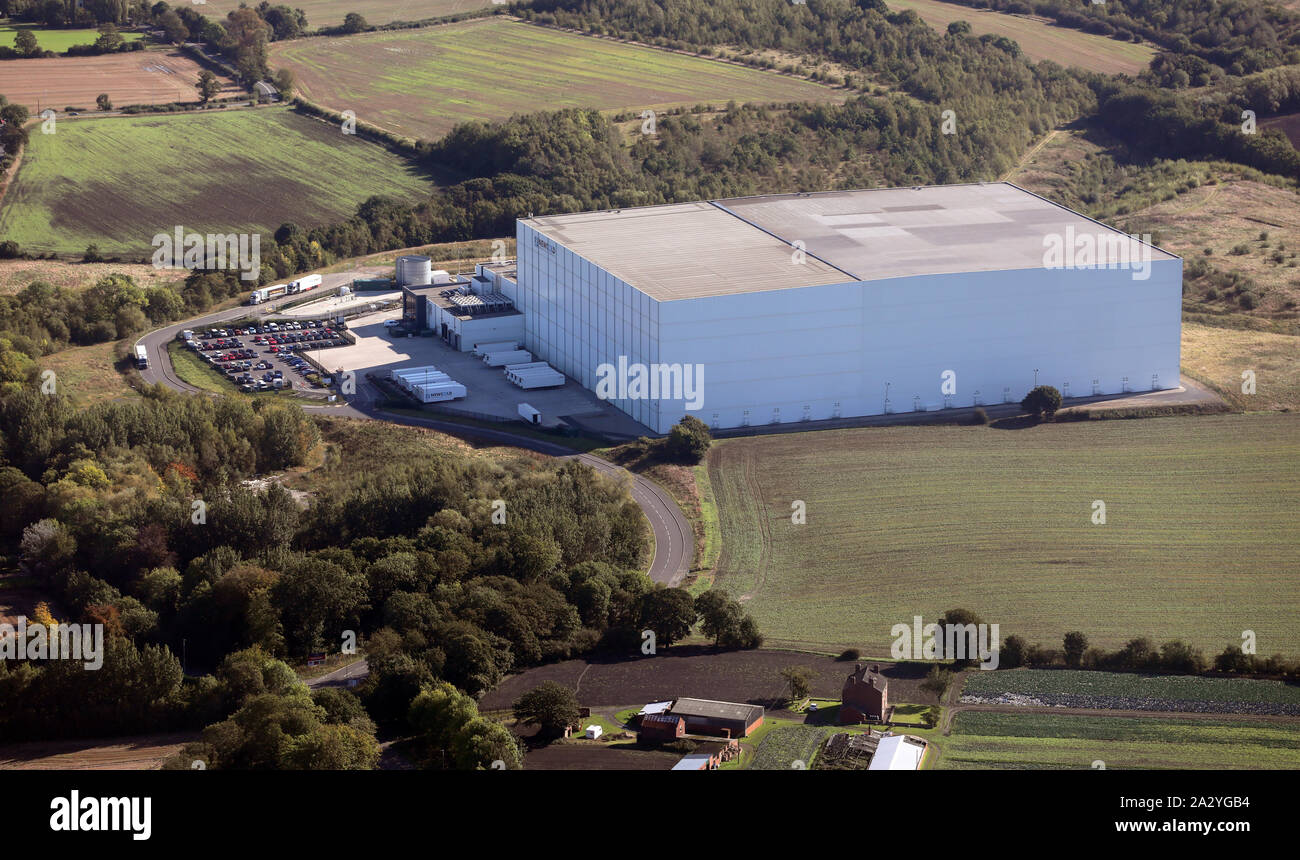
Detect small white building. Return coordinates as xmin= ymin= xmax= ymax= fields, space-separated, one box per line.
xmin=671 ymin=753 xmax=714 ymax=771
xmin=868 ymin=734 xmax=926 ymax=770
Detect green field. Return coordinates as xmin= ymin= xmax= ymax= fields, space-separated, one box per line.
xmin=0 ymin=22 xmax=143 ymax=53
xmin=882 ymin=0 xmax=1154 ymax=75
xmin=938 ymin=711 xmax=1300 ymax=769
xmin=708 ymin=413 xmax=1300 ymax=657
xmin=0 ymin=107 xmax=435 ymax=255
xmin=270 ymin=18 xmax=846 ymax=141
xmin=962 ymin=669 xmax=1300 ymax=714
xmin=198 ymin=0 xmax=486 ymax=28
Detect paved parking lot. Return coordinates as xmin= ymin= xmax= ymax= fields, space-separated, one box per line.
xmin=185 ymin=319 xmax=350 ymax=394
xmin=331 ymin=310 xmax=648 ymax=434
xmin=273 ymin=290 xmax=402 ymax=319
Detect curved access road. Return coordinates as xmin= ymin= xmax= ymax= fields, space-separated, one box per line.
xmin=135 ymin=284 xmax=693 ymax=586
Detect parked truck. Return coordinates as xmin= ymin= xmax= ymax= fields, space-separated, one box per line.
xmin=248 ymin=283 xmax=289 ymax=304
xmin=288 ymin=274 xmax=322 ymax=294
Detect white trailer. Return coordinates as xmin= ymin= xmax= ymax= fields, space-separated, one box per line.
xmin=413 ymin=381 xmax=467 ymax=402
xmin=518 ymin=403 xmax=541 ymax=424
xmin=391 ymin=366 xmax=450 ymax=390
xmin=505 ymin=364 xmax=565 ymax=389
xmin=472 ymin=340 xmax=518 ymax=356
xmin=482 ymin=349 xmax=532 ymax=367
xmin=134 ymin=344 xmax=148 ymax=369
xmin=289 ymin=274 xmax=322 ymax=294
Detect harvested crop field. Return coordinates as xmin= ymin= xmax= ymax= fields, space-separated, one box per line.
xmin=0 ymin=733 xmax=195 ymax=770
xmin=479 ymin=647 xmax=937 ymax=711
xmin=883 ymin=0 xmax=1155 ymax=75
xmin=520 ymin=744 xmax=680 ymax=770
xmin=961 ymin=669 xmax=1300 ymax=716
xmin=0 ymin=259 xmax=181 ymax=294
xmin=939 ymin=711 xmax=1300 ymax=769
xmin=0 ymin=49 xmax=239 ymax=112
xmin=270 ymin=17 xmax=845 ymax=141
xmin=0 ymin=106 xmax=435 ymax=255
xmin=707 ymin=413 xmax=1300 ymax=658
xmin=199 ymin=0 xmax=487 ymax=27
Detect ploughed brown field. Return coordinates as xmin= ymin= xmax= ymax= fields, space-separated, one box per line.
xmin=1262 ymin=111 xmax=1300 ymax=150
xmin=520 ymin=745 xmax=681 ymax=770
xmin=0 ymin=50 xmax=239 ymax=111
xmin=479 ymin=647 xmax=937 ymax=711
xmin=0 ymin=733 xmax=196 ymax=770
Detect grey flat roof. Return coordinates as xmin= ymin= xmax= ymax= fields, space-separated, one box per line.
xmin=670 ymin=697 xmax=765 ymax=724
xmin=521 ymin=183 xmax=1177 ymax=301
xmin=523 ymin=201 xmax=854 ymax=301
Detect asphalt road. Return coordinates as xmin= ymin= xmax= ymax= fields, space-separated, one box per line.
xmin=135 ymin=282 xmax=694 ymax=586
xmin=307 ymin=658 xmax=371 ymax=690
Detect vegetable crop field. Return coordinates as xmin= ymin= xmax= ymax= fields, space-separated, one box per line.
xmin=0 ymin=107 xmax=435 ymax=255
xmin=938 ymin=711 xmax=1300 ymax=769
xmin=707 ymin=413 xmax=1300 ymax=658
xmin=748 ymin=725 xmax=835 ymax=770
xmin=269 ymin=18 xmax=846 ymax=141
xmin=962 ymin=669 xmax=1300 ymax=715
xmin=881 ymin=0 xmax=1155 ymax=75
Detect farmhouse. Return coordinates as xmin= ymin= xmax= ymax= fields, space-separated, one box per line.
xmin=840 ymin=664 xmax=889 ymax=724
xmin=667 ymin=697 xmax=765 ymax=738
xmin=505 ymin=182 xmax=1182 ymax=434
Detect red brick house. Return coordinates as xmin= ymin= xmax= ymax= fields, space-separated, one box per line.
xmin=839 ymin=664 xmax=888 ymax=724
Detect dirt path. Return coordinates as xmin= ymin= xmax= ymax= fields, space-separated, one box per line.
xmin=1001 ymin=129 xmax=1059 ymax=182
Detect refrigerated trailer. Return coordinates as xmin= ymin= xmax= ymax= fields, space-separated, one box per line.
xmin=391 ymin=366 xmax=451 ymax=389
xmin=289 ymin=274 xmax=322 ymax=294
xmin=472 ymin=340 xmax=518 ymax=356
xmin=412 ymin=381 xmax=467 ymax=402
xmin=504 ymin=363 xmax=565 ymax=389
xmin=482 ymin=350 xmax=532 ymax=367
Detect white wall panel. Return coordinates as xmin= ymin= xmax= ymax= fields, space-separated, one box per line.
xmin=518 ymin=218 xmax=1182 ymax=435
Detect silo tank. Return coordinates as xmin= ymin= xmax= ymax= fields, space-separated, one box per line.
xmin=395 ymin=255 xmax=432 ymax=287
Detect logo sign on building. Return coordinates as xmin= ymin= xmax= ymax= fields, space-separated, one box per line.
xmin=534 ymin=236 xmax=558 ymax=255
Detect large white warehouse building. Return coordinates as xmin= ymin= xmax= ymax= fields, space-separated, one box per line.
xmin=502 ymin=183 xmax=1182 ymax=434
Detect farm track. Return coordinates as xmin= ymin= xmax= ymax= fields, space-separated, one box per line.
xmin=1001 ymin=129 xmax=1059 ymax=182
